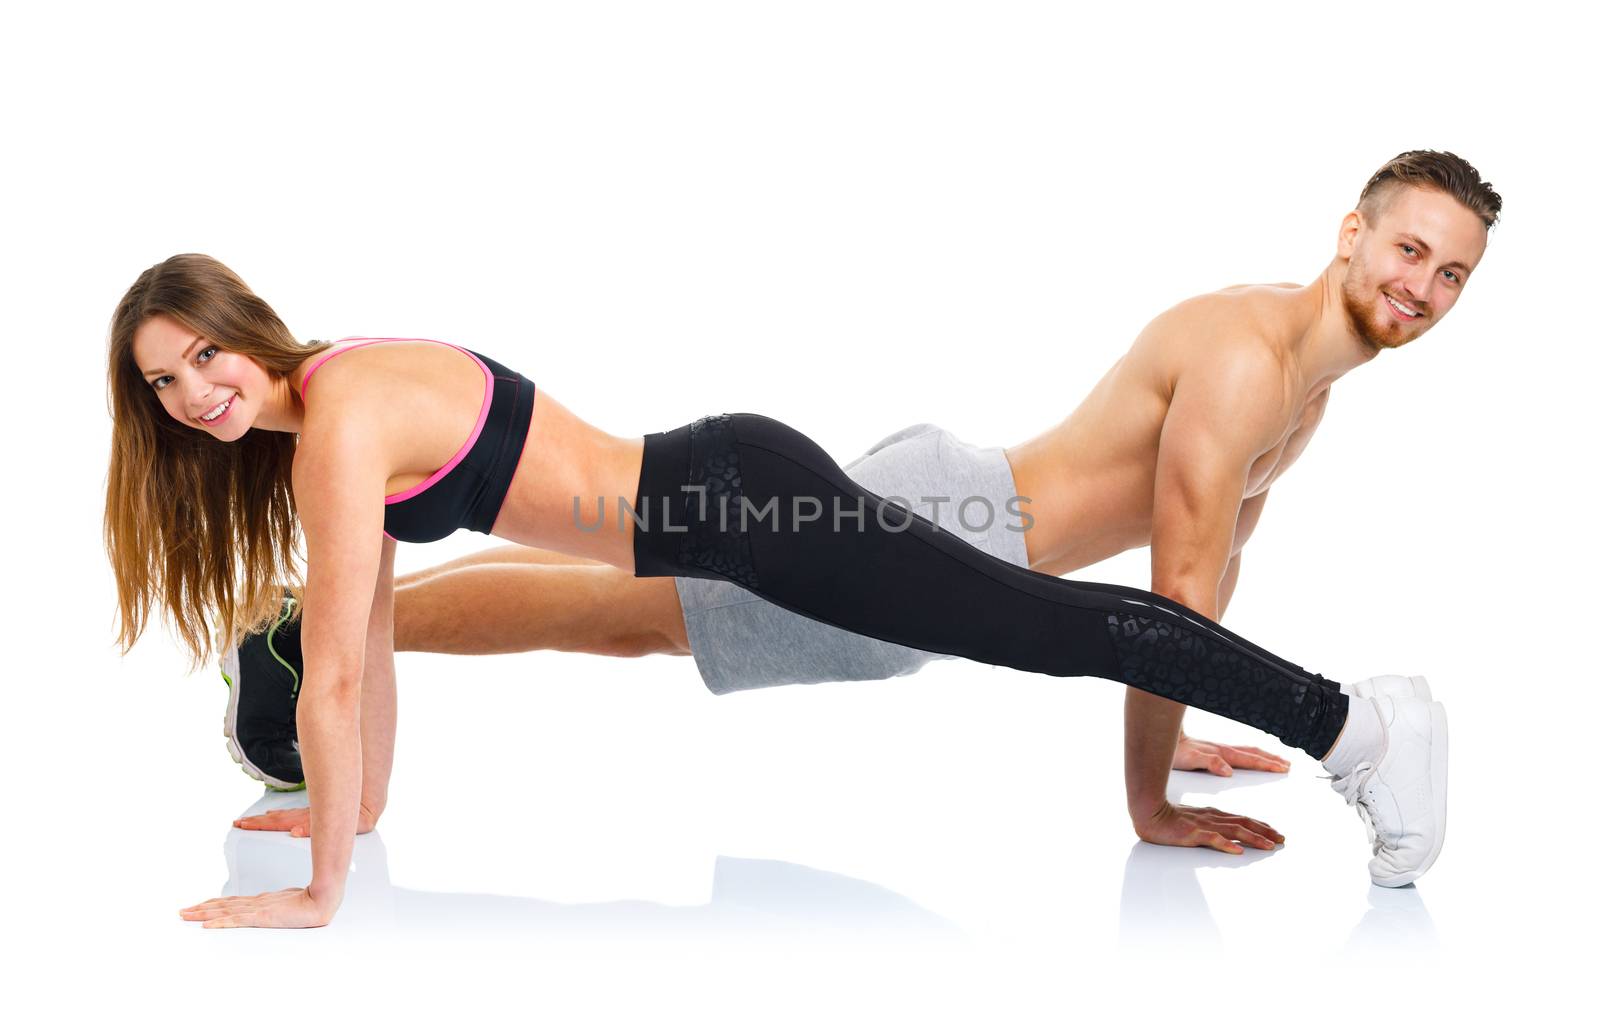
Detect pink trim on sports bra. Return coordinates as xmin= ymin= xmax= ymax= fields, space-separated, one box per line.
xmin=297 ymin=337 xmax=494 ymax=507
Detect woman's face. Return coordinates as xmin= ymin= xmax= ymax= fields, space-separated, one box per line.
xmin=131 ymin=315 xmax=273 ymax=441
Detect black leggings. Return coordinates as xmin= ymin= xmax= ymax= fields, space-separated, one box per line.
xmin=631 ymin=414 xmax=1348 ymax=758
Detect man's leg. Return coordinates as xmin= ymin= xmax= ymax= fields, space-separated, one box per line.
xmin=393 ymin=554 xmax=690 ymax=658
xmin=394 ymin=545 xmax=601 ymax=587
xmin=220 ymin=550 xmax=689 ymax=790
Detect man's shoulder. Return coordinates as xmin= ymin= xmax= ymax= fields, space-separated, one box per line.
xmin=1153 ymin=293 xmax=1289 ymax=384
xmin=1157 ymin=304 xmax=1295 ymax=433
xmin=1148 ymin=283 xmax=1283 ymax=337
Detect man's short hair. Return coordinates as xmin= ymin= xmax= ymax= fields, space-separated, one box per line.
xmin=1357 ymin=150 xmax=1502 ymax=232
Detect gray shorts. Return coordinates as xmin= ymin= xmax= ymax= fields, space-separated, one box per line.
xmin=673 ymin=422 xmax=1031 ymax=694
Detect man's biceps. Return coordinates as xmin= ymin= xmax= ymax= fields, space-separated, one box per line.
xmin=1164 ymin=361 xmax=1285 ymax=454
xmin=1152 ymin=448 xmax=1248 ymax=562
xmin=1155 ymin=437 xmax=1250 ymax=511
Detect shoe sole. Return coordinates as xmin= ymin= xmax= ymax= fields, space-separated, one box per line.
xmin=220 ymin=644 xmax=305 ymax=793
xmin=1371 ymin=700 xmax=1448 ymax=887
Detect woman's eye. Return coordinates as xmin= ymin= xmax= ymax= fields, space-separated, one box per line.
xmin=152 ymin=377 xmax=171 ymax=390
xmin=198 ymin=346 xmax=217 ymax=363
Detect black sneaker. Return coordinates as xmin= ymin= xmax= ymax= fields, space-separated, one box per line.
xmin=219 ymin=591 xmax=305 ymax=791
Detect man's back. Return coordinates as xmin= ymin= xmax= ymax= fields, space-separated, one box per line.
xmin=1006 ymin=283 xmax=1332 ymax=576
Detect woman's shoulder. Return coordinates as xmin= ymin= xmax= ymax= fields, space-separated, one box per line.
xmin=297 ymin=337 xmax=486 ymax=399
xmin=294 ymin=338 xmax=490 ymax=448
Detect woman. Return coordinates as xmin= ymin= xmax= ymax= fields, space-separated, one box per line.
xmin=106 ymin=254 xmax=1443 ymax=929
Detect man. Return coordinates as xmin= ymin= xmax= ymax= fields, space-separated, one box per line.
xmin=225 ymin=149 xmax=1497 ymax=864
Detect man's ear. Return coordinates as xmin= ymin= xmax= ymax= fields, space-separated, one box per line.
xmin=1336 ymin=209 xmax=1364 ymax=259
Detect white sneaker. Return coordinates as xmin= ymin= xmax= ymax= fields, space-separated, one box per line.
xmin=1327 ymin=694 xmax=1449 ymax=887
xmin=1344 ymin=674 xmax=1432 ymax=700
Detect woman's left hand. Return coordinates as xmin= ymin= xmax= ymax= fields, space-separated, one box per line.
xmin=233 ymin=802 xmax=380 ymax=836
xmin=1172 ymin=734 xmax=1290 ymax=775
xmin=178 ymin=887 xmax=337 ymax=929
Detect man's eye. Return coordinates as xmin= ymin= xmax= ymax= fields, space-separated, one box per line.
xmin=1443 ymin=270 xmax=1459 ymax=283
xmin=1402 ymin=245 xmax=1417 ymax=256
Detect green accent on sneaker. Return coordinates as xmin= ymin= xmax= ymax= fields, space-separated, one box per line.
xmin=220 ymin=671 xmax=232 ymax=689
xmin=267 ymin=595 xmax=303 ymax=696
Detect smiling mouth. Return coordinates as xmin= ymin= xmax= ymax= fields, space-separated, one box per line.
xmin=1384 ymin=293 xmax=1423 ymax=320
xmin=198 ymin=396 xmax=234 ymax=423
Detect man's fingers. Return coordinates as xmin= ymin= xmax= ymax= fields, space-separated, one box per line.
xmin=1221 ymin=745 xmax=1291 ymax=771
xmin=1205 ymin=811 xmax=1285 ymax=843
xmin=1181 ymin=814 xmax=1278 ymax=852
xmin=1240 ymin=818 xmax=1285 ymax=842
xmin=1205 ymin=755 xmax=1234 ymax=776
xmin=1215 ymin=823 xmax=1278 ymax=849
xmin=1203 ymin=831 xmax=1244 ymax=854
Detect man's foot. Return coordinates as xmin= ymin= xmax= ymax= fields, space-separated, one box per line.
xmin=1325 ymin=694 xmax=1449 ymax=887
xmin=219 ymin=592 xmax=304 ymax=791
xmin=1342 ymin=674 xmax=1433 ymax=700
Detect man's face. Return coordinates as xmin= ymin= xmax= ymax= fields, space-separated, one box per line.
xmin=1339 ymin=186 xmax=1488 ymax=351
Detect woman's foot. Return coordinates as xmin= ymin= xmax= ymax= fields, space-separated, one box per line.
xmin=1341 ymin=673 xmax=1433 ymax=700
xmin=1323 ymin=693 xmax=1449 ymax=887
xmin=219 ymin=592 xmax=304 ymax=791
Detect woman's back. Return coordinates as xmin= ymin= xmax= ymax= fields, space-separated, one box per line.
xmin=293 ymin=337 xmax=492 ymax=499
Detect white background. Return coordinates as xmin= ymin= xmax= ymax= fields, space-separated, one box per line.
xmin=4 ymin=0 xmax=1595 ymax=1013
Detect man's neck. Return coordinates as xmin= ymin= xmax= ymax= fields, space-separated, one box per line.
xmin=1285 ymin=261 xmax=1382 ymax=396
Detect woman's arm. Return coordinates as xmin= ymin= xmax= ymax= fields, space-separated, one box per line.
xmin=181 ymin=417 xmax=392 ymax=928
xmin=359 ymin=537 xmax=397 ymax=826
xmin=293 ymin=425 xmax=391 ymax=919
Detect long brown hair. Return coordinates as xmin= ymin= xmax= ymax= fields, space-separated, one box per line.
xmin=104 ymin=253 xmax=334 ymax=669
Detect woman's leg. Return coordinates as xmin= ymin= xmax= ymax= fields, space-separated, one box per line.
xmin=632 ymin=414 xmax=1347 ymax=758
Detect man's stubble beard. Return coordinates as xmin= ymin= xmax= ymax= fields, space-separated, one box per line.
xmin=1340 ymin=258 xmax=1415 ymax=353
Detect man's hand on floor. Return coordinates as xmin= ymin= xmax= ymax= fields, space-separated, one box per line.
xmin=1173 ymin=734 xmax=1290 ymax=775
xmin=1132 ymin=801 xmax=1285 ymax=854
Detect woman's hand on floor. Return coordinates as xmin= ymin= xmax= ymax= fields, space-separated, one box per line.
xmin=233 ymin=802 xmax=380 ymax=837
xmin=1172 ymin=735 xmax=1290 ymax=775
xmin=179 ymin=887 xmax=338 ymax=929
xmin=1133 ymin=801 xmax=1285 ymax=855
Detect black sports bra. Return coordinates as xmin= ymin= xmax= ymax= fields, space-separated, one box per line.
xmin=296 ymin=338 xmax=536 ymax=543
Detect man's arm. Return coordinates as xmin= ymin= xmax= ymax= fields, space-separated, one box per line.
xmin=1169 ymin=550 xmax=1241 ymax=742
xmin=1175 ymin=487 xmax=1260 ymax=739
xmin=1216 ymin=550 xmax=1243 ymax=618
xmin=1126 ymin=348 xmax=1292 ymax=831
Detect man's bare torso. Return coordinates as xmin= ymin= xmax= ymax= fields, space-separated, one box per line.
xmin=1005 ymin=283 xmax=1333 ymax=576
xmin=612 ymin=281 xmax=1346 ymax=652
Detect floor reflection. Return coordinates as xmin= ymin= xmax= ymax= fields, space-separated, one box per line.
xmin=1118 ymin=771 xmax=1436 ymax=955
xmin=222 ymin=791 xmax=963 ymax=941
xmin=1341 ymin=884 xmax=1440 ymax=957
